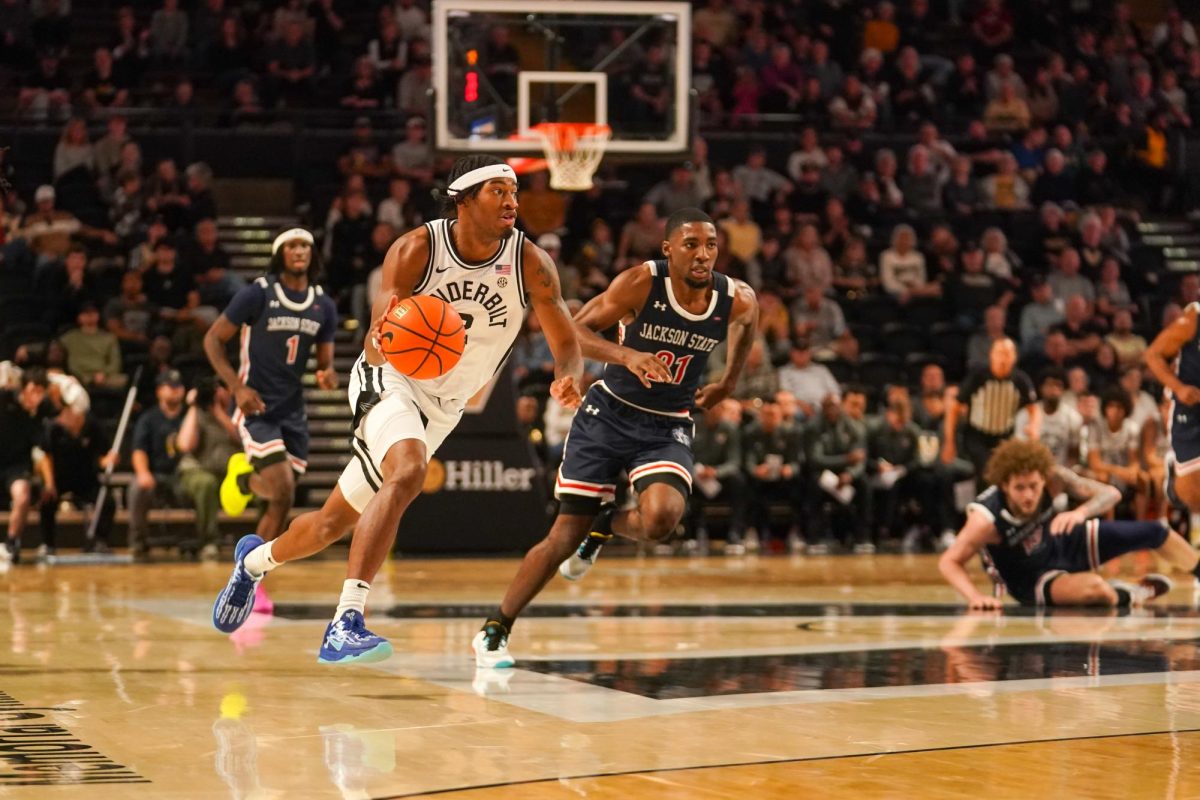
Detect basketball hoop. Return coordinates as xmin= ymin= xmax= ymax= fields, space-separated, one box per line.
xmin=527 ymin=122 xmax=611 ymax=191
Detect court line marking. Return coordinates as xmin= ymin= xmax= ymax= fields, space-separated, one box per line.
xmin=371 ymin=726 xmax=1200 ymax=799
xmin=110 ymin=598 xmax=1200 ymax=720
xmin=516 ymin=623 xmax=1200 ymax=661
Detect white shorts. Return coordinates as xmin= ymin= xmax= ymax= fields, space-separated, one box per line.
xmin=337 ymin=355 xmax=464 ymax=513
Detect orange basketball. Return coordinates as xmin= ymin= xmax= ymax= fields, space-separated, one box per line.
xmin=378 ymin=295 xmax=466 ymax=379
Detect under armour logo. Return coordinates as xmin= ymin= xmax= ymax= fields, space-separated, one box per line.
xmin=269 ymin=301 xmax=280 ymax=308
xmin=1180 ymin=414 xmax=1189 ymax=423
xmin=585 ymin=405 xmax=599 ymax=415
xmin=654 ymin=301 xmax=667 ymax=311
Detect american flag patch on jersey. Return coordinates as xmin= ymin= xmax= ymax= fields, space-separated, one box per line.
xmin=495 ymin=263 xmax=512 ymax=276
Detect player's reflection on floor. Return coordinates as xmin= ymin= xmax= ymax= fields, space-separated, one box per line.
xmin=321 ymin=723 xmax=396 ymax=798
xmin=213 ymin=692 xmax=259 ymax=800
xmin=472 ymin=666 xmax=514 ymax=697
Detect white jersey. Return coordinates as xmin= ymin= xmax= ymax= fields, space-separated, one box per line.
xmin=399 ymin=218 xmax=529 ymax=404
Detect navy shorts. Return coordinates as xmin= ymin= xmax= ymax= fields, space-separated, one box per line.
xmin=555 ymin=385 xmax=694 ymax=513
xmin=233 ymin=410 xmax=309 ymax=474
xmin=997 ymin=520 xmax=1169 ymax=605
xmin=1170 ymin=402 xmax=1200 ymax=478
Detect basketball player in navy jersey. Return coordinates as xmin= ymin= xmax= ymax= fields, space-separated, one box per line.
xmin=939 ymin=439 xmax=1199 ymax=609
xmin=474 ymin=207 xmax=758 ymax=668
xmin=1144 ymin=303 xmax=1200 ymax=515
xmin=204 ymin=229 xmax=337 ymax=608
xmin=212 ymin=156 xmax=585 ymax=663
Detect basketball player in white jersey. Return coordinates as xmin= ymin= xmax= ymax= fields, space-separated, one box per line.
xmin=213 ymin=155 xmax=584 ymax=664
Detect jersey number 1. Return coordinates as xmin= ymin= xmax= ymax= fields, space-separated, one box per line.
xmin=285 ymin=335 xmax=299 ymax=365
xmin=654 ymin=351 xmax=693 ymax=384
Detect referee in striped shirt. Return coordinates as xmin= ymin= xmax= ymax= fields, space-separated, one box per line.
xmin=941 ymin=337 xmax=1040 ymax=486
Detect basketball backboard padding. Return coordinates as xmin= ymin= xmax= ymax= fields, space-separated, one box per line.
xmin=432 ymin=0 xmax=690 ymax=157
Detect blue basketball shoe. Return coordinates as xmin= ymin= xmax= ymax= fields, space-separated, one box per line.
xmin=318 ymin=610 xmax=394 ymax=664
xmin=212 ymin=535 xmax=264 ymax=633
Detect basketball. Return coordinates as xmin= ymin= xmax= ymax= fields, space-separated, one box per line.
xmin=378 ymin=295 xmax=466 ymax=379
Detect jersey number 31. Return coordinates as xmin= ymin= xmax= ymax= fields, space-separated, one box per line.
xmin=654 ymin=351 xmax=693 ymax=384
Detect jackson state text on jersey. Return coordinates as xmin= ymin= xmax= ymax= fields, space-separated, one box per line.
xmin=222 ymin=275 xmax=337 ymax=417
xmin=599 ymin=259 xmax=735 ymax=417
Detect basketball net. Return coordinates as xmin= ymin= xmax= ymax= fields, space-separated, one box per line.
xmin=508 ymin=122 xmax=611 ymax=191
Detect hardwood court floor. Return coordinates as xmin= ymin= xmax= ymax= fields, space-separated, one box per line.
xmin=2 ymin=553 xmax=1200 ymax=798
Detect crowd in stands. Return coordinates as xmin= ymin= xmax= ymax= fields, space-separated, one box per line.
xmin=0 ymin=0 xmax=1198 ymax=561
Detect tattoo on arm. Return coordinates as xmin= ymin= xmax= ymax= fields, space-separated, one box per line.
xmin=536 ymin=263 xmax=554 ymax=290
xmin=722 ymin=316 xmax=755 ymax=386
xmin=720 ymin=284 xmax=758 ymax=386
xmin=1054 ymin=465 xmax=1120 ymax=518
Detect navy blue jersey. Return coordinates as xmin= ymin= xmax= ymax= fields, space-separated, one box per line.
xmin=1169 ymin=302 xmax=1200 ymax=469
xmin=968 ymin=484 xmax=1171 ymax=603
xmin=968 ymin=484 xmax=1070 ymax=602
xmin=222 ymin=275 xmax=337 ymax=417
xmin=1177 ymin=302 xmax=1200 ymax=390
xmin=600 ymin=260 xmax=735 ymax=417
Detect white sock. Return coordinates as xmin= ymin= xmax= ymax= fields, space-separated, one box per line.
xmin=243 ymin=541 xmax=280 ymax=579
xmin=334 ymin=579 xmax=370 ymax=621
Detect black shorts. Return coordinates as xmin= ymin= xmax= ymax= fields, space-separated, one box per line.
xmin=555 ymin=386 xmax=693 ymax=514
xmin=0 ymin=466 xmax=32 ymax=511
xmin=997 ymin=520 xmax=1169 ymax=605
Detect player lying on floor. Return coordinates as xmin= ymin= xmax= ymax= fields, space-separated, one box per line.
xmin=938 ymin=438 xmax=1200 ymax=609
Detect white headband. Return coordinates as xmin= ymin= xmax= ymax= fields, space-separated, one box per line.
xmin=446 ymin=164 xmax=517 ymax=196
xmin=272 ymin=228 xmax=314 ymax=255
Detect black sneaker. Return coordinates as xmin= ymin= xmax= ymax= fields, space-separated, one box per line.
xmin=472 ymin=621 xmax=515 ymax=668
